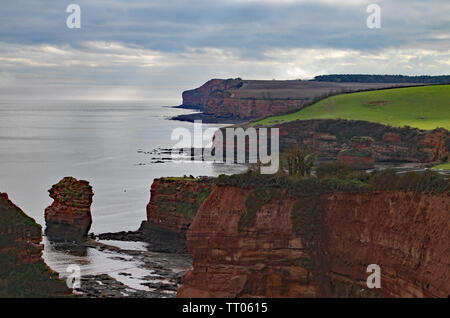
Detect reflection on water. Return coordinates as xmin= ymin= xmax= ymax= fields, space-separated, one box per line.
xmin=43 ymin=237 xmax=192 ymax=295
xmin=43 ymin=237 xmax=153 ymax=291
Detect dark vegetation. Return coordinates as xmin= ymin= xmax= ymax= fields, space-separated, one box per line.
xmin=281 ymin=119 xmax=431 ymax=143
xmin=0 ymin=195 xmax=71 ymax=297
xmin=282 ymin=146 xmax=315 ymax=177
xmin=314 ymin=74 xmax=450 ymax=84
xmin=219 ymin=163 xmax=449 ymax=236
xmin=238 ymin=188 xmax=283 ymax=232
xmin=0 ymin=251 xmax=70 ymax=298
xmin=216 ymin=165 xmax=449 ymax=195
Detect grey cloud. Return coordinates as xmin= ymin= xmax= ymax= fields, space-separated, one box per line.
xmin=0 ymin=0 xmax=448 ymax=99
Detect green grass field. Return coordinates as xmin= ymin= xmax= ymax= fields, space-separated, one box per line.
xmin=434 ymin=162 xmax=450 ymax=169
xmin=253 ymin=85 xmax=450 ymax=130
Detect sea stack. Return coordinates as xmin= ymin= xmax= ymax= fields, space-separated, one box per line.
xmin=45 ymin=177 xmax=93 ymax=242
xmin=338 ymin=136 xmax=375 ymax=170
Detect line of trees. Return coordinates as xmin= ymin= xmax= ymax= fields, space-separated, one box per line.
xmin=314 ymin=74 xmax=450 ymax=84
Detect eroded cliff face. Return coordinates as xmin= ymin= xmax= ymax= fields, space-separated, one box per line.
xmin=182 ymin=78 xmax=305 ymax=119
xmin=323 ymin=192 xmax=450 ymax=298
xmin=138 ymin=178 xmax=212 ymax=253
xmin=177 ymin=187 xmax=318 ymax=298
xmin=255 ymin=119 xmax=449 ymax=163
xmin=181 ymin=79 xmax=420 ymax=121
xmin=45 ymin=177 xmax=93 ymax=242
xmin=146 ymin=178 xmax=212 ymax=232
xmin=182 ymin=79 xmax=243 ymax=109
xmin=204 ymin=95 xmax=305 ymax=119
xmin=337 ymin=136 xmax=375 ymax=170
xmin=178 ymin=186 xmax=449 ymax=298
xmin=0 ymin=193 xmax=71 ymax=297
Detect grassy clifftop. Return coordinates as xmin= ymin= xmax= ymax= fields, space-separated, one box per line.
xmin=254 ymin=85 xmax=450 ymax=130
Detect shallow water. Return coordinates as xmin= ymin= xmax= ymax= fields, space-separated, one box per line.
xmin=42 ymin=237 xmax=192 ymax=296
xmin=43 ymin=238 xmax=152 ymax=291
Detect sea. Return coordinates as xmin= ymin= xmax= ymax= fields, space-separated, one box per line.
xmin=0 ymin=99 xmax=246 ymax=295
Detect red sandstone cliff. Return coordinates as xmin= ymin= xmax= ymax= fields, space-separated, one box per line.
xmin=323 ymin=192 xmax=449 ymax=298
xmin=146 ymin=178 xmax=212 ymax=232
xmin=178 ymin=187 xmax=314 ymax=297
xmin=183 ymin=79 xmax=309 ymax=120
xmin=133 ymin=178 xmax=212 ymax=253
xmin=0 ymin=193 xmax=43 ymax=265
xmin=182 ymin=78 xmax=243 ymax=109
xmin=45 ymin=177 xmax=93 ymax=242
xmin=204 ymin=94 xmax=305 ymax=119
xmin=181 ymin=79 xmax=424 ymax=121
xmin=178 ymin=186 xmax=449 ymax=298
xmin=338 ymin=136 xmax=375 ymax=170
xmin=230 ymin=119 xmax=449 ymax=164
xmin=0 ymin=193 xmax=71 ymax=297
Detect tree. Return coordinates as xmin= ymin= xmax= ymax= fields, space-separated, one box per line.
xmin=282 ymin=145 xmax=315 ymax=177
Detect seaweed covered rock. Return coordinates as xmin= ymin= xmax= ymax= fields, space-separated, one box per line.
xmin=45 ymin=177 xmax=93 ymax=242
xmin=0 ymin=193 xmax=71 ymax=297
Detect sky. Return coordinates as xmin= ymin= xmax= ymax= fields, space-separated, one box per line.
xmin=0 ymin=0 xmax=449 ymax=100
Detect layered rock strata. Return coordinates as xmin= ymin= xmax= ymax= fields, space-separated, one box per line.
xmin=338 ymin=136 xmax=375 ymax=170
xmin=178 ymin=186 xmax=449 ymax=298
xmin=225 ymin=119 xmax=449 ymax=164
xmin=45 ymin=177 xmax=93 ymax=242
xmin=140 ymin=178 xmax=212 ymax=253
xmin=180 ymin=79 xmax=424 ymax=121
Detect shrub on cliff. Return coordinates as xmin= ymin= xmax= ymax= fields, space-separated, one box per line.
xmin=316 ymin=162 xmax=355 ymax=179
xmin=217 ymin=167 xmax=449 ymax=194
xmin=370 ymin=169 xmax=449 ymax=193
xmin=282 ymin=146 xmax=315 ymax=177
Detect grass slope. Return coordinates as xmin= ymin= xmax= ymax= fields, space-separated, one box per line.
xmin=434 ymin=162 xmax=450 ymax=170
xmin=254 ymin=85 xmax=450 ymax=130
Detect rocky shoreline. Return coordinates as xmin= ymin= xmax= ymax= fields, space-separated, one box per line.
xmin=171 ymin=111 xmax=248 ymax=124
xmin=69 ymin=239 xmax=191 ymax=298
xmin=97 ymin=221 xmax=188 ymax=254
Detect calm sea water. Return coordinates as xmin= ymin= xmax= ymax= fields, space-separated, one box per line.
xmin=0 ymin=100 xmax=245 ymax=233
xmin=0 ymin=99 xmax=247 ymax=293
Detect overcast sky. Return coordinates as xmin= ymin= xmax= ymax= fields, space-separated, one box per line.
xmin=0 ymin=0 xmax=449 ymax=100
